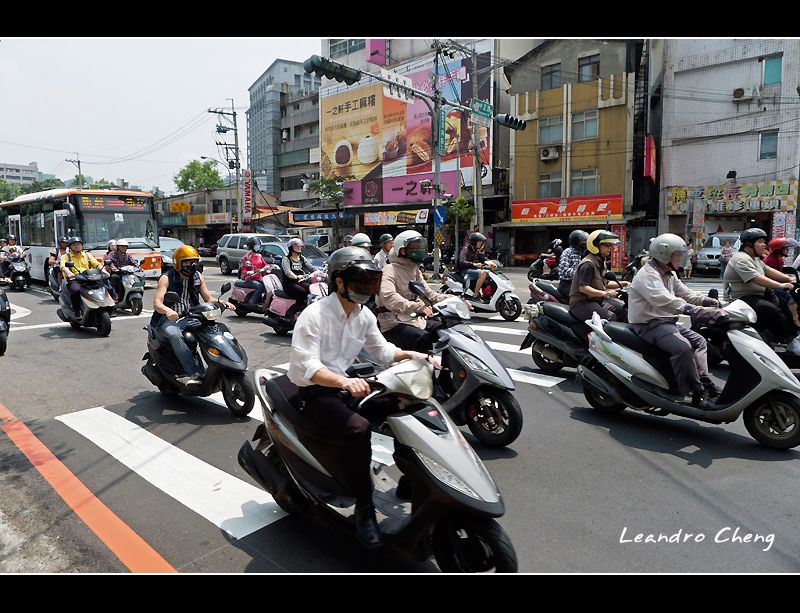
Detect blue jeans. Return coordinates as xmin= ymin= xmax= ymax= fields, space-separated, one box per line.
xmin=157 ymin=319 xmax=201 ymax=376
xmin=719 ymin=260 xmax=728 ymax=279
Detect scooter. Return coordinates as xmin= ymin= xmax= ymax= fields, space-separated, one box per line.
xmin=237 ymin=358 xmax=518 ymax=572
xmin=56 ymin=263 xmax=115 ymax=336
xmin=527 ymin=254 xmax=559 ymax=282
xmin=528 ymin=278 xmax=568 ymax=305
xmin=109 ymin=264 xmax=146 ymax=315
xmin=262 ymin=268 xmax=328 ymax=336
xmin=578 ymin=300 xmax=800 ymax=449
xmin=141 ymin=282 xmax=255 ymax=417
xmin=0 ymin=282 xmax=10 ymax=356
xmin=47 ymin=261 xmax=62 ymax=301
xmin=442 ymin=260 xmax=522 ymax=321
xmin=229 ymin=260 xmax=277 ymax=318
xmin=7 ymin=248 xmax=31 ymax=291
xmin=403 ymin=282 xmax=523 ymax=447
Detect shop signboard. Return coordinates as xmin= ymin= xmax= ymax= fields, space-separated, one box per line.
xmin=511 ymin=194 xmax=623 ymax=223
xmin=666 ymin=180 xmax=797 ymax=215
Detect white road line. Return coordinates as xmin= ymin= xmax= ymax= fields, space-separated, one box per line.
xmin=507 ymin=369 xmax=564 ymax=388
xmin=11 ymin=312 xmax=153 ymax=332
xmin=471 ymin=325 xmax=527 ymax=337
xmin=485 ymin=340 xmax=531 ymax=356
xmin=56 ymin=407 xmax=287 ymax=539
xmin=9 ymin=305 xmax=31 ymax=320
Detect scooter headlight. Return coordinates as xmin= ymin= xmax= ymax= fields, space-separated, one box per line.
xmin=452 ymin=347 xmax=494 ymax=375
xmin=203 ymin=309 xmax=221 ymax=321
xmin=414 ymin=449 xmax=481 ymax=500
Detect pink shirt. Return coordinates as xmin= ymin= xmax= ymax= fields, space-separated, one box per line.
xmin=240 ymin=252 xmax=268 ymax=281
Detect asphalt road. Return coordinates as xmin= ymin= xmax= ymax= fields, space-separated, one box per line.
xmin=1 ymin=269 xmax=798 ymax=573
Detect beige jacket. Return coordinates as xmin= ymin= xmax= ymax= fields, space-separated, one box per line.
xmin=377 ymin=255 xmax=448 ymax=331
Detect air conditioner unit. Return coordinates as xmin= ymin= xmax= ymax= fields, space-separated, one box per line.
xmin=540 ymin=146 xmax=560 ymax=161
xmin=732 ymin=86 xmax=760 ymax=102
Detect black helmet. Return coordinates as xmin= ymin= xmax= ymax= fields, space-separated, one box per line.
xmin=58 ymin=235 xmax=69 ymax=245
xmin=548 ymin=238 xmax=563 ymax=250
xmin=245 ymin=237 xmax=261 ymax=251
xmin=67 ymin=236 xmax=83 ymax=247
xmin=740 ymin=228 xmax=767 ymax=249
xmin=328 ymin=246 xmax=382 ymax=304
xmin=379 ymin=233 xmax=394 ymax=246
xmin=7 ymin=234 xmax=16 ymax=241
xmin=569 ymin=230 xmax=589 ymax=248
xmin=468 ymin=232 xmax=487 ymax=247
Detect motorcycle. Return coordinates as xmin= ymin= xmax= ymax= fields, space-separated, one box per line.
xmin=405 ymin=282 xmax=523 ymax=447
xmin=229 ymin=260 xmax=277 ymax=318
xmin=0 ymin=283 xmax=10 ymax=356
xmin=527 ymin=278 xmax=568 ymax=305
xmin=56 ymin=264 xmax=115 ymax=336
xmin=47 ymin=259 xmax=62 ymax=301
xmin=622 ymin=251 xmax=648 ymax=282
xmin=109 ymin=264 xmax=146 ymax=315
xmin=527 ymin=253 xmax=559 ymax=282
xmin=262 ymin=268 xmax=328 ymax=336
xmin=578 ymin=300 xmax=800 ymax=449
xmin=6 ymin=247 xmax=31 ymax=291
xmin=442 ymin=260 xmax=522 ymax=322
xmin=141 ymin=282 xmax=255 ymax=417
xmin=237 ymin=358 xmax=518 ymax=572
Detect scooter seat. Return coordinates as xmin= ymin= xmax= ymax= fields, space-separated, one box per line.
xmin=541 ymin=302 xmax=579 ymax=326
xmin=265 ymin=375 xmax=345 ymax=446
xmin=538 ymin=281 xmax=565 ymax=301
xmin=604 ymin=322 xmax=673 ymax=358
xmin=273 ymin=289 xmax=291 ymax=299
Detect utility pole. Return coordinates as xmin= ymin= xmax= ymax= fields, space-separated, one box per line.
xmin=208 ymin=101 xmax=241 ymax=231
xmin=65 ymin=153 xmax=82 ymax=185
xmin=432 ymin=41 xmax=442 ymax=279
xmin=471 ymin=45 xmax=484 ymax=235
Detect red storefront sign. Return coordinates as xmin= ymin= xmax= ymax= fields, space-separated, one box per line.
xmin=644 ymin=135 xmax=656 ymax=184
xmin=512 ymin=194 xmax=623 ymax=223
xmin=610 ymin=224 xmax=627 ymax=272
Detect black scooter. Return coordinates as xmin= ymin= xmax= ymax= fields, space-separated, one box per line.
xmin=141 ymin=282 xmax=255 ymax=417
xmin=7 ymin=247 xmax=31 ymax=291
xmin=0 ymin=282 xmax=10 ymax=356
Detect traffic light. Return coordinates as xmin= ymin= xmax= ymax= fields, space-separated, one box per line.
xmin=495 ymin=113 xmax=527 ymax=131
xmin=303 ymin=55 xmax=362 ymax=86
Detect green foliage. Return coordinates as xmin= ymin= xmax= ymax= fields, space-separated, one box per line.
xmin=173 ymin=160 xmax=225 ymax=193
xmin=0 ymin=179 xmax=19 ymax=201
xmin=307 ymin=174 xmax=355 ymax=210
xmin=446 ymin=195 xmax=474 ymax=225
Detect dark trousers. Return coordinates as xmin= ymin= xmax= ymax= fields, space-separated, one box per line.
xmin=569 ymin=299 xmax=617 ymax=323
xmin=558 ymin=279 xmax=572 ymax=299
xmin=383 ymin=320 xmax=443 ymax=352
xmin=285 ymin=279 xmax=310 ymax=303
xmin=157 ymin=319 xmax=201 ymax=376
xmin=66 ymin=280 xmax=83 ymax=311
xmin=740 ymin=294 xmax=797 ymax=343
xmin=298 ymin=386 xmax=373 ymax=506
xmin=632 ymin=320 xmax=707 ymax=397
xmin=241 ymin=279 xmax=265 ymax=304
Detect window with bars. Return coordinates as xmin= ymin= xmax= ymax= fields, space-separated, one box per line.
xmin=539 ymin=115 xmax=563 ymax=145
xmin=571 ymin=169 xmax=597 ymax=196
xmin=538 ymin=172 xmax=562 ymax=198
xmin=759 ymin=130 xmax=778 ymax=160
xmin=572 ymin=110 xmax=598 ymax=141
xmin=578 ymin=55 xmax=600 ymax=83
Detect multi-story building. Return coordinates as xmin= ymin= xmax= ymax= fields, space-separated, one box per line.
xmin=659 ymin=40 xmax=800 ymax=251
xmin=246 ymin=59 xmax=321 ymax=209
xmin=504 ymin=40 xmax=651 ymax=268
xmin=0 ymin=161 xmax=41 ymax=186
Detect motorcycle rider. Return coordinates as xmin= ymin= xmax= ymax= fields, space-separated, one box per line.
xmin=351 ymin=233 xmax=372 ymax=252
xmin=60 ymin=237 xmax=105 ymax=313
xmin=723 ymin=228 xmax=800 ymax=353
xmin=373 ymin=233 xmax=394 ymax=270
xmin=287 ymin=247 xmax=436 ymax=549
xmin=151 ymin=245 xmax=235 ymax=386
xmin=280 ymin=238 xmax=318 ymax=307
xmin=0 ymin=237 xmax=8 ymax=279
xmin=627 ymin=233 xmax=726 ymax=408
xmin=558 ymin=230 xmax=589 ymax=297
xmin=376 ymin=229 xmax=449 ymax=352
xmin=342 ymin=234 xmax=354 ymax=248
xmin=106 ymin=239 xmax=139 ymax=302
xmin=48 ymin=236 xmax=69 ymax=287
xmin=1 ymin=235 xmax=24 ymax=278
xmin=569 ymin=230 xmax=624 ymax=322
xmin=239 ymin=237 xmax=269 ymax=305
xmin=764 ymin=237 xmax=800 ymax=329
xmin=457 ymin=232 xmax=495 ymax=300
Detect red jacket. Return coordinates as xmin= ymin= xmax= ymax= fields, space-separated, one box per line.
xmin=240 ymin=252 xmax=269 ymax=281
xmin=764 ymin=252 xmax=784 ymax=271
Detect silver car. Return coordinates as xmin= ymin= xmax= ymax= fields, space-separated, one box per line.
xmin=695 ymin=233 xmax=740 ymax=273
xmin=215 ymin=233 xmax=279 ymax=275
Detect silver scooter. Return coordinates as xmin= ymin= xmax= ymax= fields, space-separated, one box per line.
xmin=578 ymin=300 xmax=800 ymax=449
xmin=56 ymin=263 xmax=115 ymax=336
xmin=238 ymin=359 xmax=518 ymax=572
xmin=110 ymin=264 xmax=146 ymax=315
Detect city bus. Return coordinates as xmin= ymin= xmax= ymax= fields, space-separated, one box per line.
xmin=0 ymin=188 xmax=162 ymax=281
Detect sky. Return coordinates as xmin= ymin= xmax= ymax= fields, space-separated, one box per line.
xmin=0 ymin=37 xmax=322 ymax=195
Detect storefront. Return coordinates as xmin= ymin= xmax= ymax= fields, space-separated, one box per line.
xmin=665 ymin=180 xmax=798 ymax=249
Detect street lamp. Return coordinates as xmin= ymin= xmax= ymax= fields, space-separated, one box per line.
xmin=201 ymin=156 xmax=234 ymax=232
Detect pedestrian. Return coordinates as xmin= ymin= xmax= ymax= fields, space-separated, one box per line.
xmin=684 ymin=242 xmax=695 ymax=280
xmin=719 ymin=241 xmax=733 ymax=279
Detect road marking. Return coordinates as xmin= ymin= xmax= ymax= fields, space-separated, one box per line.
xmin=486 ymin=340 xmax=531 ymax=356
xmin=0 ymin=402 xmax=174 ymax=572
xmin=56 ymin=407 xmax=287 ymax=540
xmin=507 ymin=369 xmax=564 ymax=388
xmin=11 ymin=312 xmax=152 ymax=332
xmin=9 ymin=305 xmax=31 ymax=320
xmin=471 ymin=324 xmax=527 ymax=337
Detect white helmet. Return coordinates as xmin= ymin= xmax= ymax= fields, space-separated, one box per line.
xmin=649 ymin=233 xmax=687 ymax=264
xmin=391 ymin=229 xmax=427 ymax=260
xmin=116 ymin=239 xmax=129 ymax=248
xmin=107 ymin=239 xmax=117 ymax=248
xmin=351 ymin=232 xmax=372 ymax=248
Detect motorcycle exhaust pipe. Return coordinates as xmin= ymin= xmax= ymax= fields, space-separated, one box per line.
xmin=533 ymin=340 xmax=562 ymax=362
xmin=577 ymin=365 xmax=625 ymax=404
xmin=141 ymin=362 xmax=165 ymax=387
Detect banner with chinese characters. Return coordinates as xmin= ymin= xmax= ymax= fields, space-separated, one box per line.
xmin=170 ymin=202 xmax=190 ymax=213
xmin=242 ymin=169 xmax=253 ymax=223
xmin=364 ymin=209 xmax=429 ymax=226
xmin=511 ymin=194 xmax=623 ymax=223
xmin=344 ymin=171 xmax=460 ymax=206
xmin=610 ymin=224 xmax=627 ymax=272
xmin=666 ymin=180 xmax=797 ymax=215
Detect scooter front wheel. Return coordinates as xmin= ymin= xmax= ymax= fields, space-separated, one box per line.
xmin=129 ymin=296 xmax=143 ymax=316
xmin=465 ymin=389 xmax=523 ymax=447
xmin=433 ymin=515 xmax=517 ymax=573
xmin=69 ymin=320 xmax=82 ymax=330
xmin=221 ymin=373 xmax=255 ymax=417
xmin=744 ymin=392 xmax=800 ymax=449
xmin=96 ymin=311 xmax=112 ymax=337
xmin=498 ymin=296 xmax=522 ymax=321
xmin=527 ymin=269 xmax=537 ymax=282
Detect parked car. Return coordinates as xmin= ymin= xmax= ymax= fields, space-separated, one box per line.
xmin=198 ymin=243 xmax=218 ymax=257
xmin=158 ymin=236 xmax=186 ymax=273
xmin=215 ymin=233 xmax=280 ymax=275
xmin=257 ymin=241 xmax=329 ymax=271
xmin=695 ymin=232 xmax=741 ymax=274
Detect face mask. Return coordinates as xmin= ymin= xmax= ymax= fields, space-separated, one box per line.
xmin=181 ymin=263 xmax=198 ymax=276
xmin=407 ymin=249 xmax=426 ymax=262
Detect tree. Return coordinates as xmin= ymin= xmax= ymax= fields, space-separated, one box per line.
xmin=446 ymin=196 xmax=474 ymax=250
xmin=307 ymin=175 xmax=354 ymax=243
xmin=0 ymin=179 xmax=19 ymax=201
xmin=18 ymin=178 xmax=64 ymax=195
xmin=173 ymin=160 xmax=225 ymax=193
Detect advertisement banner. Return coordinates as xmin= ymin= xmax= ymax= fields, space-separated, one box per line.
xmin=170 ymin=202 xmax=190 ymax=213
xmin=187 ymin=214 xmax=206 ymax=226
xmin=611 ymin=224 xmax=626 ymax=272
xmin=772 ymin=212 xmax=787 ymax=240
xmin=666 ymin=180 xmax=797 ymax=215
xmin=344 ymin=171 xmax=460 ymax=206
xmin=364 ymin=209 xmax=429 ymax=226
xmin=321 ymin=40 xmax=493 ymax=206
xmin=644 ymin=135 xmax=656 ymax=184
xmin=242 ymin=169 xmax=252 ymax=222
xmin=511 ymin=194 xmax=623 ymax=223
xmin=206 ymin=213 xmax=229 ymax=225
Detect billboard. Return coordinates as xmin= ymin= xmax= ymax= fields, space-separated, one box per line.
xmin=511 ymin=194 xmax=623 ymax=224
xmin=320 ymin=40 xmax=493 ymax=206
xmin=666 ymin=180 xmax=797 ymax=215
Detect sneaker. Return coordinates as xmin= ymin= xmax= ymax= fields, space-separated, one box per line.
xmin=699 ymin=376 xmax=722 ymax=398
xmin=691 ymin=389 xmax=711 ymax=409
xmin=787 ymin=335 xmax=800 ymax=356
xmin=176 ymin=373 xmax=204 ymax=387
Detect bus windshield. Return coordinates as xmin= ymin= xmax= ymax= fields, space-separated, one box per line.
xmin=82 ymin=211 xmax=157 ymax=250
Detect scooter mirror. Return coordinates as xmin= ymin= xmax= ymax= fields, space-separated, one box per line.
xmin=197 ymin=262 xmax=204 ymax=273
xmin=220 ymin=282 xmax=232 ymax=295
xmin=408 ymin=281 xmax=426 ymax=297
xmin=604 ymin=271 xmax=618 ymax=282
xmin=163 ymin=291 xmax=180 ymax=305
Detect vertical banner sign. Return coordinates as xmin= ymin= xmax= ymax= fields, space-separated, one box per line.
xmin=243 ymin=169 xmax=253 ymax=223
xmin=611 ymin=224 xmax=626 ymax=272
xmin=772 ymin=212 xmax=787 ymax=240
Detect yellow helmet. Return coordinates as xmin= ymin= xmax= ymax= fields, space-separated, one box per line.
xmin=172 ymin=245 xmax=200 ymax=271
xmin=586 ymin=230 xmax=619 ymax=255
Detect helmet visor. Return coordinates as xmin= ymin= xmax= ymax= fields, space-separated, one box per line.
xmin=405 ymin=237 xmax=428 ymax=262
xmin=342 ymin=265 xmax=382 ymax=301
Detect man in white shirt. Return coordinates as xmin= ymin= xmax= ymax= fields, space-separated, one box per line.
xmin=373 ymin=233 xmax=393 ymax=270
xmin=288 ymin=246 xmax=435 ymax=549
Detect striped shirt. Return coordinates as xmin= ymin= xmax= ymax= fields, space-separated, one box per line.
xmin=558 ymin=246 xmax=583 ymax=282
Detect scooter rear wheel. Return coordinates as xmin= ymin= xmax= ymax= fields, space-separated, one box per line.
xmin=69 ymin=320 xmax=82 ymax=330
xmin=433 ymin=515 xmax=517 ymax=573
xmin=465 ymin=389 xmax=523 ymax=447
xmin=0 ymin=331 xmax=6 ymax=356
xmin=744 ymin=392 xmax=800 ymax=449
xmin=583 ymin=383 xmax=626 ymax=413
xmin=527 ymin=269 xmax=536 ymax=282
xmin=234 ymin=305 xmax=248 ymax=318
xmin=532 ymin=345 xmax=564 ymax=373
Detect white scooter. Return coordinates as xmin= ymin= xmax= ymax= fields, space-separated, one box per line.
xmin=578 ymin=300 xmax=800 ymax=449
xmin=109 ymin=263 xmax=146 ymax=315
xmin=442 ymin=260 xmax=522 ymax=321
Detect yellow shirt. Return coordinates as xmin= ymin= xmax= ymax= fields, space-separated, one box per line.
xmin=60 ymin=251 xmax=101 ymax=276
